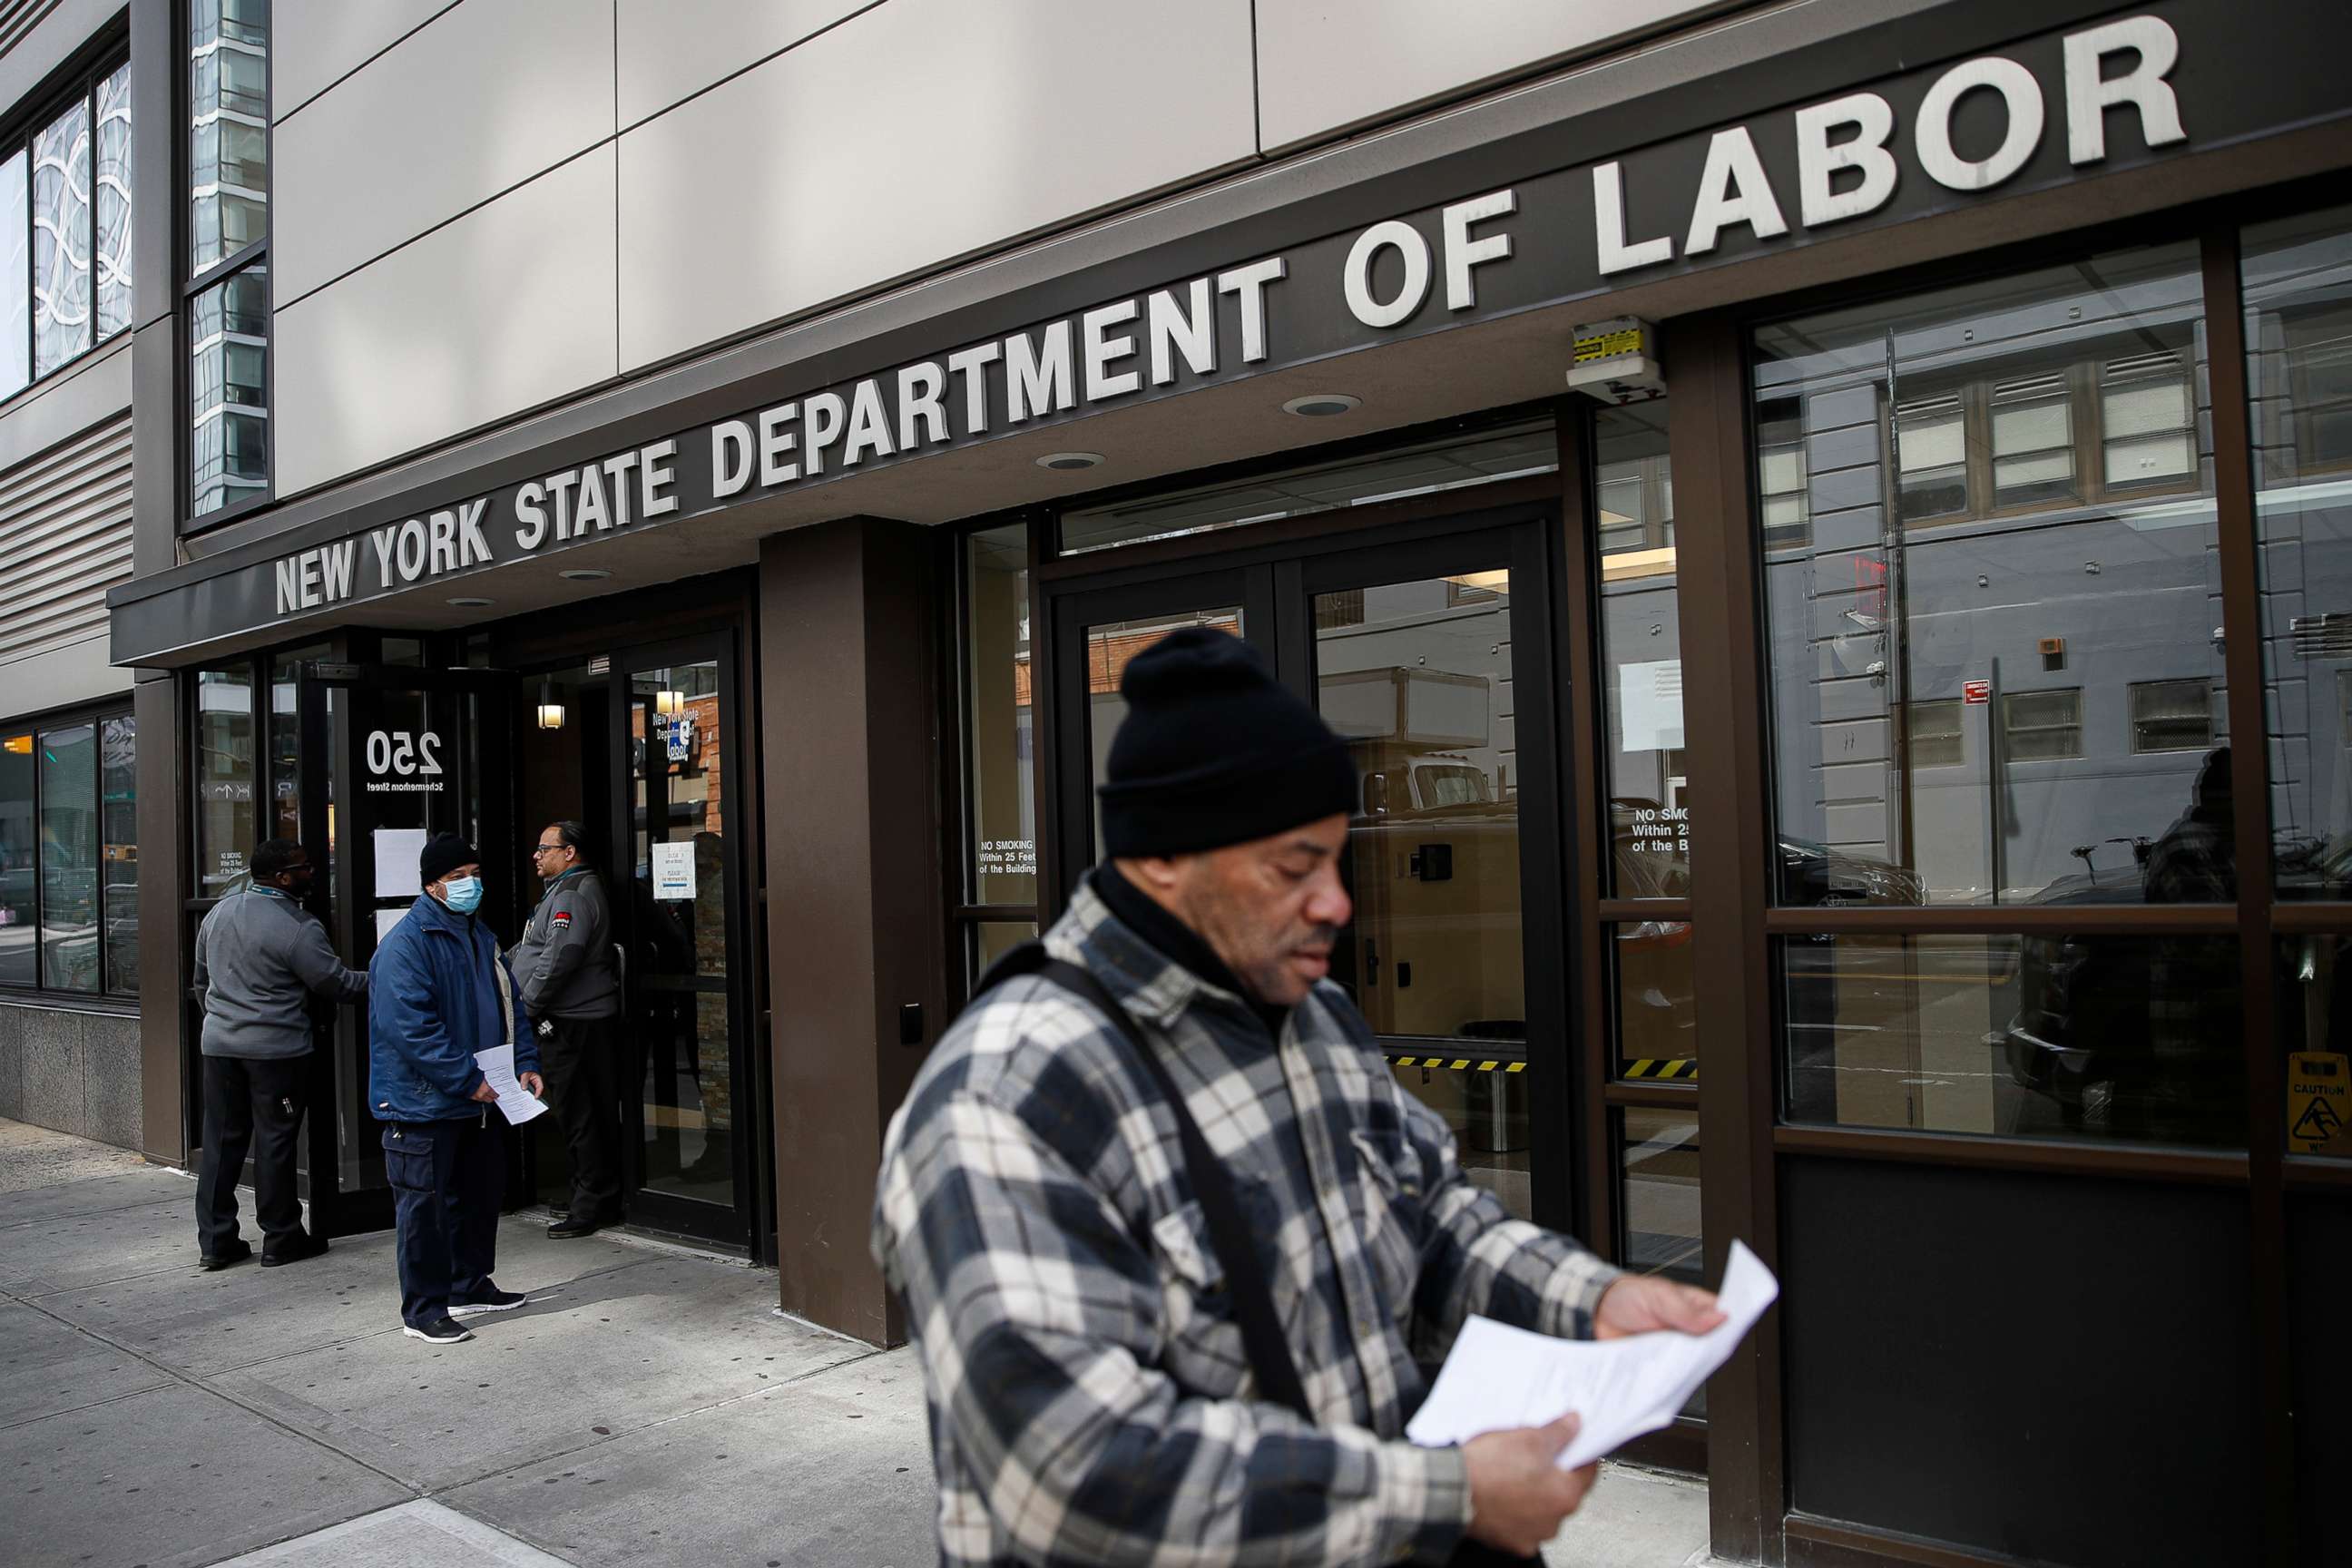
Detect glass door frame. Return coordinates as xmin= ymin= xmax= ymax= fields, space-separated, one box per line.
xmin=294 ymin=658 xmax=517 ymax=1239
xmin=603 ymin=629 xmax=758 ymax=1250
xmin=1036 ymin=494 xmax=1583 ymax=1234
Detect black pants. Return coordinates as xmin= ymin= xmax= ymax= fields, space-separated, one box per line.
xmin=382 ymin=1113 xmax=505 ymax=1327
xmin=195 ymin=1054 xmax=309 ymax=1259
xmin=539 ymin=1014 xmax=623 ymax=1221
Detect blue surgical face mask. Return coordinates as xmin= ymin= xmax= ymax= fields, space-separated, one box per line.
xmin=442 ymin=875 xmax=484 ymax=914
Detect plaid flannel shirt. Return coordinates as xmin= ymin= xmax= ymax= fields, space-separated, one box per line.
xmin=871 ymin=879 xmax=1621 ymax=1566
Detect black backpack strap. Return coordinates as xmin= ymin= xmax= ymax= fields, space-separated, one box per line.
xmin=966 ymin=936 xmax=1054 ymax=1002
xmin=1038 ymin=957 xmax=1316 ymax=1426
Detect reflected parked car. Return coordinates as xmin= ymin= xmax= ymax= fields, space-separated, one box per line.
xmin=2003 ymin=755 xmax=2241 ymax=1141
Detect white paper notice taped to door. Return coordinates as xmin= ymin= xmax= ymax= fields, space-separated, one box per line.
xmin=1618 ymin=660 xmax=1686 ymax=754
xmin=373 ymin=827 xmax=427 ymax=898
xmin=652 ymin=839 xmax=695 ymax=901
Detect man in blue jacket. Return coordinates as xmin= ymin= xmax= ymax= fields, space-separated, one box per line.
xmin=368 ymin=833 xmax=544 ymax=1345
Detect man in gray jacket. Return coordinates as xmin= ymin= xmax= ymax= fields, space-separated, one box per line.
xmin=511 ymin=821 xmax=624 ymax=1238
xmin=191 ymin=838 xmax=369 ymax=1269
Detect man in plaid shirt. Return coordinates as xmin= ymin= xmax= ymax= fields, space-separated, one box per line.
xmin=874 ymin=628 xmax=1720 ymax=1564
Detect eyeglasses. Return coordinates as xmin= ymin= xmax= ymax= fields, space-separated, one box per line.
xmin=533 ymin=843 xmax=567 ymax=856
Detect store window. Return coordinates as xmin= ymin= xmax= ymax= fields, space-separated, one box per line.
xmin=187 ymin=0 xmax=269 ymax=520
xmin=957 ymin=523 xmax=1038 ymax=987
xmin=1754 ymin=241 xmax=2221 ymax=909
xmin=2246 ymin=204 xmax=2352 ymax=902
xmin=0 ymin=707 xmax=136 ymax=998
xmin=0 ymin=52 xmax=130 ymax=402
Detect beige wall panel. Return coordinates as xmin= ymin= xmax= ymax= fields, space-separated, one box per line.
xmin=617 ymin=0 xmax=1255 ymax=372
xmin=274 ymin=0 xmax=614 ymax=305
xmin=616 ymin=0 xmax=870 ymax=127
xmin=7 ymin=637 xmax=128 ymax=707
xmin=274 ymin=147 xmax=617 ymax=497
xmin=275 ymin=0 xmax=456 ymax=120
xmin=1256 ymin=0 xmax=1727 ymax=151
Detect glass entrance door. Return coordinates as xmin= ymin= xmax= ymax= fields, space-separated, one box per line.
xmin=294 ymin=661 xmax=514 ymax=1238
xmin=1049 ymin=565 xmax=1271 ymax=873
xmin=609 ymin=635 xmax=752 ymax=1247
xmin=1044 ymin=507 xmax=1566 ymax=1225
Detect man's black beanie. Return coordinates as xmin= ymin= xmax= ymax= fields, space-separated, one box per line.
xmin=419 ymin=832 xmax=478 ymax=887
xmin=1098 ymin=627 xmax=1356 ymax=858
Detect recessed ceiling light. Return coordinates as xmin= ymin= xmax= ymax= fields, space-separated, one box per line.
xmin=1283 ymin=393 xmax=1361 ymax=417
xmin=558 ymin=567 xmax=611 ymax=582
xmin=446 ymin=596 xmax=494 ymax=609
xmin=1036 ymin=451 xmax=1104 ymax=472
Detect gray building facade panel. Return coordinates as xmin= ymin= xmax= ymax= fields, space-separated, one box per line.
xmin=270 ymin=0 xmax=614 ymax=308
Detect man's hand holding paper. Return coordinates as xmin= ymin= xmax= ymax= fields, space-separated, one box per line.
xmin=1412 ymin=1240 xmax=1780 ymax=1473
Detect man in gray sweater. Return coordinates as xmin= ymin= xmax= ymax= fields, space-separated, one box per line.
xmin=192 ymin=838 xmax=369 ymax=1269
xmin=511 ymin=821 xmax=624 ymax=1238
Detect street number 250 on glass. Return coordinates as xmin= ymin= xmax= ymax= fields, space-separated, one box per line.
xmin=365 ymin=730 xmax=443 ymax=778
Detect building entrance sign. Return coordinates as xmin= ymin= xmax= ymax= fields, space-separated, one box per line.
xmin=109 ymin=2 xmax=2330 ymax=668
xmin=361 ymin=728 xmax=446 ymax=793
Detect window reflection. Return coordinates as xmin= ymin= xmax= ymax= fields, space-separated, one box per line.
xmin=1595 ymin=400 xmax=1690 ymax=896
xmin=1619 ymin=1107 xmax=1702 ymax=1284
xmin=32 ymin=96 xmax=90 ymax=377
xmin=965 ymin=524 xmax=1035 ymax=906
xmin=93 ymin=61 xmax=131 ymax=339
xmin=195 ymin=667 xmax=254 ymax=895
xmin=1318 ymin=573 xmax=1521 ymax=1039
xmin=101 ymin=715 xmax=135 ymax=995
xmin=1612 ymin=919 xmax=1695 ymax=1076
xmin=1753 ymin=242 xmax=2223 ymax=907
xmin=0 ymin=731 xmax=33 ymax=985
xmin=190 ymin=262 xmax=267 ymax=516
xmin=2246 ymin=205 xmax=2352 ymax=897
xmin=1317 ymin=571 xmax=1526 ymax=1216
xmin=38 ymin=723 xmax=96 ymax=992
xmin=0 ymin=149 xmax=25 ymax=398
xmin=1783 ymin=933 xmax=2243 ymax=1147
xmin=190 ymin=0 xmax=268 ymax=272
xmin=628 ymin=662 xmax=733 ymax=1207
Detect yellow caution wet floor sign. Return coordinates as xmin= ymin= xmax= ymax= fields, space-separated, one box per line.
xmin=2289 ymin=1052 xmax=2349 ymax=1153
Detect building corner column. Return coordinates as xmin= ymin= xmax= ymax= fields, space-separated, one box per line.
xmin=123 ymin=0 xmax=187 ymax=1166
xmin=757 ymin=518 xmax=948 ymax=1346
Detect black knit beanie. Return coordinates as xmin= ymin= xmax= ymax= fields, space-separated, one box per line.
xmin=418 ymin=832 xmax=478 ymax=887
xmin=1098 ymin=627 xmax=1357 ymax=858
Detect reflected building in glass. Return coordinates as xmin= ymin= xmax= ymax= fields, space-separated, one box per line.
xmin=1755 ymin=244 xmax=2224 ymax=910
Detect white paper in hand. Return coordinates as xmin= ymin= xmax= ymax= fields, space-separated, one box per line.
xmin=473 ymin=1044 xmax=550 ymax=1126
xmin=1405 ymin=1240 xmax=1779 ymax=1468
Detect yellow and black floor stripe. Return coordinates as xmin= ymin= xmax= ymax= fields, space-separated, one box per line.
xmin=1622 ymin=1057 xmax=1699 ymax=1081
xmin=1385 ymin=1054 xmax=1527 ymax=1073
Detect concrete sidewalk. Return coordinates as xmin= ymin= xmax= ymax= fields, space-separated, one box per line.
xmin=0 ymin=1120 xmax=1715 ymax=1566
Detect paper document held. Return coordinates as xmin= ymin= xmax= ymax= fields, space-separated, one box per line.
xmin=1405 ymin=1240 xmax=1779 ymax=1469
xmin=474 ymin=1044 xmax=549 ymax=1126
